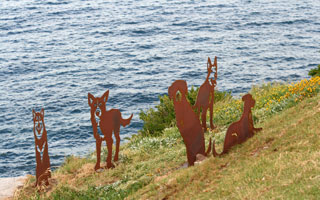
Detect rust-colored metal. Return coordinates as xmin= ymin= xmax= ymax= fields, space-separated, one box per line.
xmin=193 ymin=56 xmax=218 ymax=131
xmin=168 ymin=80 xmax=211 ymax=166
xmin=88 ymin=90 xmax=133 ymax=170
xmin=212 ymin=94 xmax=262 ymax=156
xmin=32 ymin=109 xmax=51 ymax=187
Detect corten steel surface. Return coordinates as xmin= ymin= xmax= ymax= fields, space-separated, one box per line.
xmin=88 ymin=90 xmax=133 ymax=170
xmin=32 ymin=109 xmax=51 ymax=187
xmin=168 ymin=80 xmax=211 ymax=166
xmin=193 ymin=56 xmax=218 ymax=131
xmin=212 ymin=94 xmax=262 ymax=156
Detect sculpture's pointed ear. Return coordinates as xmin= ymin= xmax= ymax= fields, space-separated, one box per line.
xmin=40 ymin=108 xmax=44 ymax=117
xmin=214 ymin=56 xmax=217 ymax=67
xmin=207 ymin=57 xmax=212 ymax=69
xmin=88 ymin=93 xmax=94 ymax=106
xmin=102 ymin=90 xmax=109 ymax=103
xmin=32 ymin=109 xmax=35 ymax=119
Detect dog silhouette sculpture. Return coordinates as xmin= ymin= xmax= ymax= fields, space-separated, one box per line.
xmin=32 ymin=109 xmax=51 ymax=187
xmin=212 ymin=94 xmax=262 ymax=156
xmin=193 ymin=57 xmax=218 ymax=131
xmin=169 ymin=80 xmax=211 ymax=166
xmin=88 ymin=90 xmax=133 ymax=170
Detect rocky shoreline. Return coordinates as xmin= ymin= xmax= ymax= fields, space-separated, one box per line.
xmin=0 ymin=176 xmax=26 ymax=200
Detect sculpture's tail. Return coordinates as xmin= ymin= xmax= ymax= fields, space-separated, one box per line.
xmin=212 ymin=139 xmax=222 ymax=157
xmin=205 ymin=137 xmax=212 ymax=156
xmin=120 ymin=114 xmax=133 ymax=127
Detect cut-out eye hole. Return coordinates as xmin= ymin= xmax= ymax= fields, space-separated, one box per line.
xmin=94 ymin=103 xmax=97 ymax=107
xmin=99 ymin=103 xmax=102 ymax=107
xmin=175 ymin=92 xmax=182 ymax=101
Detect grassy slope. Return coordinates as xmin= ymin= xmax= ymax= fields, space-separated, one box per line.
xmin=131 ymin=93 xmax=320 ymax=199
xmin=16 ymin=93 xmax=320 ymax=200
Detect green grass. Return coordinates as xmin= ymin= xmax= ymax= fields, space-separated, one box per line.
xmin=16 ymin=81 xmax=320 ymax=200
xmin=131 ymin=94 xmax=320 ymax=199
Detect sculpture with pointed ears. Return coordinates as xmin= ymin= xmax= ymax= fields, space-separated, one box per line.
xmin=88 ymin=90 xmax=133 ymax=170
xmin=32 ymin=108 xmax=51 ymax=187
xmin=193 ymin=56 xmax=218 ymax=131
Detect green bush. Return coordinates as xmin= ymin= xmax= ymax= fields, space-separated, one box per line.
xmin=139 ymin=86 xmax=231 ymax=136
xmin=308 ymin=64 xmax=320 ymax=77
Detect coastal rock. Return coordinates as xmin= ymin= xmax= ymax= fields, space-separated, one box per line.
xmin=0 ymin=176 xmax=26 ymax=200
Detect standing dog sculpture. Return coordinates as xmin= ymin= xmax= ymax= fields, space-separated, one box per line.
xmin=88 ymin=90 xmax=133 ymax=170
xmin=32 ymin=109 xmax=51 ymax=187
xmin=193 ymin=57 xmax=218 ymax=131
xmin=169 ymin=80 xmax=211 ymax=166
xmin=212 ymin=94 xmax=262 ymax=156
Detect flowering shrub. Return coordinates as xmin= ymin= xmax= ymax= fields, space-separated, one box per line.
xmin=251 ymin=77 xmax=320 ymax=120
xmin=213 ymin=77 xmax=320 ymax=127
xmin=139 ymin=77 xmax=320 ymax=136
xmin=286 ymin=76 xmax=320 ymax=102
xmin=308 ymin=64 xmax=320 ymax=77
xmin=139 ymin=87 xmax=231 ymax=136
xmin=212 ymin=98 xmax=243 ymax=126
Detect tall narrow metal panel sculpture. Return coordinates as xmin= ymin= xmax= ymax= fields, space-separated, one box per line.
xmin=193 ymin=56 xmax=218 ymax=131
xmin=32 ymin=109 xmax=51 ymax=187
xmin=168 ymin=80 xmax=211 ymax=166
xmin=88 ymin=90 xmax=133 ymax=170
xmin=212 ymin=94 xmax=262 ymax=156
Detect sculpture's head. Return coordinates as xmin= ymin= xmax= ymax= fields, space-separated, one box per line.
xmin=32 ymin=108 xmax=45 ymax=137
xmin=242 ymin=93 xmax=255 ymax=108
xmin=88 ymin=89 xmax=109 ymax=118
xmin=168 ymin=80 xmax=188 ymax=102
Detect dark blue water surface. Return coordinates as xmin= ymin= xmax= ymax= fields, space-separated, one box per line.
xmin=0 ymin=0 xmax=319 ymax=177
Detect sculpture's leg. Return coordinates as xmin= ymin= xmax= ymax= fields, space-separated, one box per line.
xmin=94 ymin=138 xmax=102 ymax=171
xmin=185 ymin=147 xmax=195 ymax=166
xmin=34 ymin=169 xmax=39 ymax=187
xmin=209 ymin=92 xmax=216 ymax=130
xmin=114 ymin=128 xmax=120 ymax=162
xmin=34 ymin=152 xmax=40 ymax=187
xmin=106 ymin=136 xmax=115 ymax=168
xmin=44 ymin=147 xmax=51 ymax=178
xmin=201 ymin=109 xmax=207 ymax=131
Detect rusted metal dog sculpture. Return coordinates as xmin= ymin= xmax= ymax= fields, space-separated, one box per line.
xmin=169 ymin=80 xmax=211 ymax=166
xmin=32 ymin=109 xmax=51 ymax=187
xmin=212 ymin=94 xmax=262 ymax=156
xmin=88 ymin=90 xmax=133 ymax=170
xmin=193 ymin=57 xmax=218 ymax=131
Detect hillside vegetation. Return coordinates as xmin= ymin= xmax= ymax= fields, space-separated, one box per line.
xmin=16 ymin=77 xmax=320 ymax=199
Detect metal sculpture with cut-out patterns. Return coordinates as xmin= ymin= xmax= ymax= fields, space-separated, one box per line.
xmin=212 ymin=94 xmax=262 ymax=156
xmin=32 ymin=109 xmax=51 ymax=187
xmin=168 ymin=80 xmax=211 ymax=166
xmin=88 ymin=89 xmax=133 ymax=170
xmin=193 ymin=56 xmax=218 ymax=131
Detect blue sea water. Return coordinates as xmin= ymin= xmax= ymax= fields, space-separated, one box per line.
xmin=0 ymin=0 xmax=319 ymax=177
